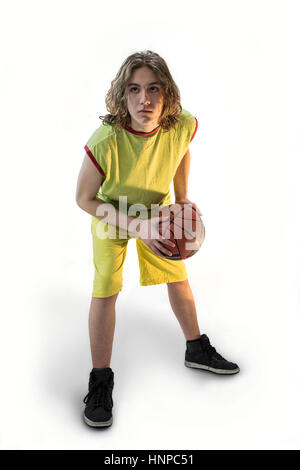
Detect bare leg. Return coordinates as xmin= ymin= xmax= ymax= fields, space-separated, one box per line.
xmin=88 ymin=293 xmax=119 ymax=369
xmin=167 ymin=279 xmax=201 ymax=341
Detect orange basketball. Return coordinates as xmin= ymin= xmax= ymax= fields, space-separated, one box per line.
xmin=158 ymin=202 xmax=205 ymax=260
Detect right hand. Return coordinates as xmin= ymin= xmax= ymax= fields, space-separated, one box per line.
xmin=135 ymin=215 xmax=175 ymax=258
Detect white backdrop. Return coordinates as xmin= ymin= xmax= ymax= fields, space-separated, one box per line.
xmin=1 ymin=0 xmax=299 ymax=450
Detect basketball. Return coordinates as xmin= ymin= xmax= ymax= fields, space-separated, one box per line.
xmin=158 ymin=202 xmax=205 ymax=260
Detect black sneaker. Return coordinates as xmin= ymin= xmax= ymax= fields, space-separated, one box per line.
xmin=83 ymin=367 xmax=114 ymax=427
xmin=185 ymin=334 xmax=240 ymax=375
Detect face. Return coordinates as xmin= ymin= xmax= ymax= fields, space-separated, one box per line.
xmin=125 ymin=66 xmax=164 ymax=132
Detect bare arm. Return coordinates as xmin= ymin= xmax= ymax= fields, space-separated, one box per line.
xmin=173 ymin=148 xmax=190 ymax=202
xmin=173 ymin=148 xmax=203 ymax=215
xmin=75 ymin=154 xmax=140 ymax=233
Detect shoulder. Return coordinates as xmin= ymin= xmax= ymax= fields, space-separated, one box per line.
xmin=178 ymin=108 xmax=196 ymax=125
xmin=177 ymin=108 xmax=197 ymax=130
xmin=86 ymin=122 xmax=117 ymax=151
xmin=175 ymin=108 xmax=198 ymax=141
xmin=84 ymin=122 xmax=118 ymax=174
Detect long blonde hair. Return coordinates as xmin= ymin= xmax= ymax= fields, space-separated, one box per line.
xmin=99 ymin=50 xmax=182 ymax=133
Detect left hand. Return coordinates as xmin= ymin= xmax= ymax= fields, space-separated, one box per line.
xmin=175 ymin=198 xmax=203 ymax=216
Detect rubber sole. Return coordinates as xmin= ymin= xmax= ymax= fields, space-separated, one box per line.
xmin=83 ymin=414 xmax=113 ymax=427
xmin=185 ymin=360 xmax=240 ymax=375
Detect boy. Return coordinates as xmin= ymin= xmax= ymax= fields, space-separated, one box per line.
xmin=76 ymin=50 xmax=239 ymax=428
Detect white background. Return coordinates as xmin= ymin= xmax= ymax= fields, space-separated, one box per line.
xmin=0 ymin=0 xmax=299 ymax=450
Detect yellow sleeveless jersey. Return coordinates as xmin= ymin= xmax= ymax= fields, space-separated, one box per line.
xmin=84 ymin=108 xmax=198 ymax=218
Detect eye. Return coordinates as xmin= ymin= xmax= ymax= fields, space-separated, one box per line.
xmin=129 ymin=86 xmax=160 ymax=93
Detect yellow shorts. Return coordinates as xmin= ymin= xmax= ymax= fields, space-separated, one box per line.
xmin=91 ymin=216 xmax=188 ymax=298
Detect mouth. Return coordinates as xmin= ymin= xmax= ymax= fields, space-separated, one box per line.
xmin=139 ymin=110 xmax=152 ymax=113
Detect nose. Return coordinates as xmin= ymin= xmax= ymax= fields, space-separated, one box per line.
xmin=140 ymin=89 xmax=150 ymax=105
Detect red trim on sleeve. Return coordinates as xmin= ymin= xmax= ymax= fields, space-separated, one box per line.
xmin=190 ymin=117 xmax=198 ymax=142
xmin=84 ymin=145 xmax=105 ymax=177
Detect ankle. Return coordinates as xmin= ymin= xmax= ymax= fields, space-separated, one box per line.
xmin=186 ymin=334 xmax=201 ymax=342
xmin=92 ymin=364 xmax=111 ymax=369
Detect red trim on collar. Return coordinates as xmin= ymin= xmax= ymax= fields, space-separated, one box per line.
xmin=121 ymin=123 xmax=161 ymax=136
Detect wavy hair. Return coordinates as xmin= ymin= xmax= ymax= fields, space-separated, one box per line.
xmin=99 ymin=50 xmax=182 ymax=132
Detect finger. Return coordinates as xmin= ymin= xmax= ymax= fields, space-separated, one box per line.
xmin=149 ymin=244 xmax=164 ymax=257
xmin=154 ymin=240 xmax=173 ymax=257
xmin=152 ymin=249 xmax=164 ymax=258
xmin=158 ymin=237 xmax=175 ymax=247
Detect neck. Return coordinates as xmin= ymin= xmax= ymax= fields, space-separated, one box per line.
xmin=129 ymin=117 xmax=160 ymax=133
